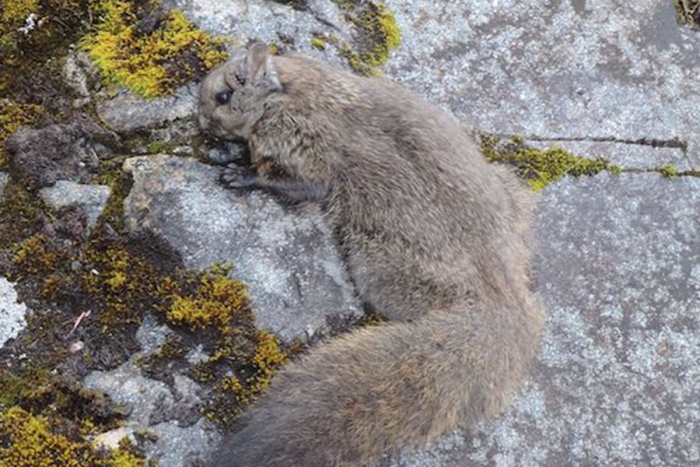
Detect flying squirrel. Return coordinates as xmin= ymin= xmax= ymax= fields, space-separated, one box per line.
xmin=198 ymin=42 xmax=545 ymax=467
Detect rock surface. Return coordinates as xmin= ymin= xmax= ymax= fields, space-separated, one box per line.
xmin=389 ymin=173 xmax=700 ymax=467
xmin=84 ymin=316 xmax=220 ymax=467
xmin=39 ymin=180 xmax=111 ymax=229
xmin=97 ymin=84 xmax=199 ymax=133
xmin=0 ymin=278 xmax=28 ymax=349
xmin=122 ymin=154 xmax=362 ymax=342
xmin=381 ymin=0 xmax=699 ymax=168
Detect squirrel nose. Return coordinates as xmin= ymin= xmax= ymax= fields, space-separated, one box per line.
xmin=198 ymin=113 xmax=210 ymax=132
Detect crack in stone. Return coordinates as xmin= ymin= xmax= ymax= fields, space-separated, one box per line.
xmin=500 ymin=135 xmax=689 ymax=152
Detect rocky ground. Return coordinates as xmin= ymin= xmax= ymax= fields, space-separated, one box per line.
xmin=1 ymin=1 xmax=699 ymax=466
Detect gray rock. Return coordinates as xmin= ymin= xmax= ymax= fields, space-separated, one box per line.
xmin=380 ymin=0 xmax=699 ymax=168
xmin=173 ymin=0 xmax=699 ymax=169
xmin=0 ymin=172 xmax=8 ymax=199
xmin=147 ymin=418 xmax=220 ymax=467
xmin=4 ymin=119 xmax=119 ymax=190
xmin=84 ymin=316 xmax=218 ymax=467
xmin=97 ymin=84 xmax=199 ymax=132
xmin=39 ymin=180 xmax=111 ymax=229
xmin=0 ymin=277 xmax=28 ymax=349
xmin=389 ymin=173 xmax=700 ymax=467
xmin=163 ymin=0 xmax=351 ymax=67
xmin=62 ymin=49 xmax=93 ymax=99
xmin=122 ymin=154 xmax=362 ymax=342
xmin=135 ymin=314 xmax=174 ymax=354
xmin=204 ymin=141 xmax=247 ymax=165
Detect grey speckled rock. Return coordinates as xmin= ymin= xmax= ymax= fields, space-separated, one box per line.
xmin=0 ymin=277 xmax=28 ymax=349
xmin=0 ymin=172 xmax=8 ymax=199
xmin=382 ymin=0 xmax=699 ymax=168
xmin=163 ymin=0 xmax=351 ymax=67
xmin=84 ymin=316 xmax=219 ymax=467
xmin=388 ymin=173 xmax=700 ymax=467
xmin=122 ymin=154 xmax=362 ymax=342
xmin=39 ymin=180 xmax=111 ymax=229
xmin=97 ymin=83 xmax=199 ymax=132
xmin=175 ymin=0 xmax=699 ymax=168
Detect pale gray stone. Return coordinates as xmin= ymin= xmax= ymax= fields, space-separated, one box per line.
xmin=122 ymin=154 xmax=362 ymax=342
xmin=39 ymin=180 xmax=111 ymax=229
xmin=0 ymin=277 xmax=28 ymax=349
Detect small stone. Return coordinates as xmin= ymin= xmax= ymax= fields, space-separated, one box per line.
xmin=39 ymin=181 xmax=111 ymax=229
xmin=0 ymin=277 xmax=28 ymax=349
xmin=69 ymin=340 xmax=85 ymax=353
xmin=94 ymin=427 xmax=129 ymax=450
xmin=97 ymin=84 xmax=198 ymax=132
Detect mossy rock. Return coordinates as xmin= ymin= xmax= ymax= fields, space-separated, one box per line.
xmin=334 ymin=1 xmax=401 ymax=75
xmin=81 ymin=0 xmax=229 ymax=99
xmin=482 ymin=136 xmax=622 ymax=191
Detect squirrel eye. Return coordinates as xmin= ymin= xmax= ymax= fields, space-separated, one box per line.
xmin=215 ymin=90 xmax=232 ymax=106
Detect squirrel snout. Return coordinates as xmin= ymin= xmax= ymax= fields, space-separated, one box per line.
xmin=198 ymin=113 xmax=210 ymax=132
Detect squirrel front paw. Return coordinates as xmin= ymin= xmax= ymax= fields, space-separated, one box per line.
xmin=220 ymin=163 xmax=260 ymax=189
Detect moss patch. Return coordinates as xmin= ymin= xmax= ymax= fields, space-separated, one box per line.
xmin=81 ymin=0 xmax=229 ymax=99
xmin=334 ymin=1 xmax=401 ymax=75
xmin=482 ymin=136 xmax=622 ymax=190
xmin=0 ymin=178 xmax=50 ymax=248
xmin=0 ymin=407 xmax=145 ymax=467
xmin=674 ymin=0 xmax=700 ymax=28
xmin=0 ymin=0 xmax=92 ymax=101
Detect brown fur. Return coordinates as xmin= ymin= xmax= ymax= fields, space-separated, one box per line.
xmin=198 ymin=43 xmax=545 ymax=467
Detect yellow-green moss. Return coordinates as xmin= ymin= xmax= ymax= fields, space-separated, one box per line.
xmin=334 ymin=1 xmax=401 ymax=75
xmin=659 ymin=164 xmax=679 ymax=177
xmin=0 ymin=101 xmax=45 ymax=168
xmin=203 ymin=329 xmax=288 ymax=423
xmin=12 ymin=234 xmax=67 ymax=275
xmin=482 ymin=136 xmax=622 ymax=191
xmin=81 ymin=0 xmax=229 ymax=99
xmin=674 ymin=0 xmax=700 ymax=28
xmin=311 ymin=36 xmax=327 ymax=50
xmin=166 ymin=266 xmax=251 ymax=334
xmin=0 ymin=407 xmax=145 ymax=467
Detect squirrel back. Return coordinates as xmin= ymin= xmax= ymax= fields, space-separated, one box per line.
xmin=198 ymin=43 xmax=544 ymax=467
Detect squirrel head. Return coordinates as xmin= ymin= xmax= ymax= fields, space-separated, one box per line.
xmin=198 ymin=42 xmax=283 ymax=140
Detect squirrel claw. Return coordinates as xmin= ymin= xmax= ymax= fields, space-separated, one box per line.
xmin=221 ymin=163 xmax=259 ymax=189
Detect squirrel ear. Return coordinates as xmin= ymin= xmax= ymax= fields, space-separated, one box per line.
xmin=245 ymin=42 xmax=282 ymax=92
xmin=224 ymin=43 xmax=282 ymax=92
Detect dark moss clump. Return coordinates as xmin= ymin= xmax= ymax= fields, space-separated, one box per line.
xmin=674 ymin=0 xmax=700 ymax=28
xmin=81 ymin=0 xmax=229 ymax=99
xmin=0 ymin=101 xmax=45 ymax=168
xmin=0 ymin=179 xmax=50 ymax=248
xmin=334 ymin=1 xmax=401 ymax=75
xmin=482 ymin=136 xmax=622 ymax=191
xmin=0 ymin=0 xmax=92 ymax=102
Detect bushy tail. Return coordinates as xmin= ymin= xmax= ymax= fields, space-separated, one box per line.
xmin=212 ymin=302 xmax=543 ymax=467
